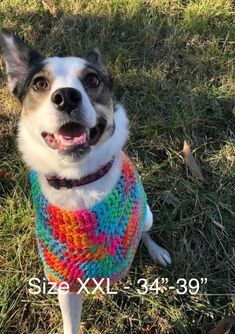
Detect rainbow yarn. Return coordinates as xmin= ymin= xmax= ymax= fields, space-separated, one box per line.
xmin=30 ymin=154 xmax=147 ymax=290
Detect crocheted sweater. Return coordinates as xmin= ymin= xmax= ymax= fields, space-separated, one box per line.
xmin=30 ymin=154 xmax=147 ymax=290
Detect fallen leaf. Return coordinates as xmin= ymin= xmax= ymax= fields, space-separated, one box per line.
xmin=208 ymin=320 xmax=232 ymax=334
xmin=0 ymin=168 xmax=16 ymax=181
xmin=183 ymin=140 xmax=206 ymax=182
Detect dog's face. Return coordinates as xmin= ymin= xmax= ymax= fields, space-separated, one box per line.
xmin=0 ymin=29 xmax=114 ymax=161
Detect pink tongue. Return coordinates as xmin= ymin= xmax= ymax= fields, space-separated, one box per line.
xmin=55 ymin=132 xmax=86 ymax=150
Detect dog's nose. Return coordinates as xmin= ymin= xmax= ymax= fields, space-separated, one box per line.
xmin=51 ymin=88 xmax=82 ymax=113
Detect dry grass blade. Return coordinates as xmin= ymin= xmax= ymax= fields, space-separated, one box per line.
xmin=41 ymin=0 xmax=57 ymax=16
xmin=183 ymin=140 xmax=206 ymax=182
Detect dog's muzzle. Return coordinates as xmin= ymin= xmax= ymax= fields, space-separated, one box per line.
xmin=41 ymin=87 xmax=108 ymax=155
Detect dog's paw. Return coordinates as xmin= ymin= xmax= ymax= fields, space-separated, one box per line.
xmin=149 ymin=243 xmax=172 ymax=267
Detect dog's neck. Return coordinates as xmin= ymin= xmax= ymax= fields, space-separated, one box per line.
xmin=45 ymin=157 xmax=115 ymax=189
xmin=38 ymin=151 xmax=123 ymax=211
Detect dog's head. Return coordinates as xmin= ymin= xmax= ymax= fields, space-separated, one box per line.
xmin=0 ymin=29 xmax=115 ymax=163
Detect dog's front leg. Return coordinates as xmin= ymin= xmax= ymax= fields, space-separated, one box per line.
xmin=58 ymin=290 xmax=83 ymax=334
xmin=142 ymin=205 xmax=172 ymax=267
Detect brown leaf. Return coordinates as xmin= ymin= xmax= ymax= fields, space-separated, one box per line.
xmin=0 ymin=168 xmax=16 ymax=181
xmin=183 ymin=140 xmax=206 ymax=182
xmin=208 ymin=320 xmax=232 ymax=334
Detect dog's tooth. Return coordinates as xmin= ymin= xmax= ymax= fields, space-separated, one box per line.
xmin=81 ymin=133 xmax=85 ymax=144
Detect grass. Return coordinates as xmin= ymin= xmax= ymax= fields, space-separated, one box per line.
xmin=0 ymin=0 xmax=235 ymax=333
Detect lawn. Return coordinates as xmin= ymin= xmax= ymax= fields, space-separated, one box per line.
xmin=0 ymin=0 xmax=235 ymax=333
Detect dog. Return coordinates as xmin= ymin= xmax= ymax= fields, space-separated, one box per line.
xmin=0 ymin=28 xmax=171 ymax=334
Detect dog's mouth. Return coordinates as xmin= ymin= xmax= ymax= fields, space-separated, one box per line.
xmin=42 ymin=122 xmax=90 ymax=151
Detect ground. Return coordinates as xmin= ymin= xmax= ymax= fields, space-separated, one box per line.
xmin=0 ymin=0 xmax=235 ymax=333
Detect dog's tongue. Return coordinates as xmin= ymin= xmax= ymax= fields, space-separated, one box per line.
xmin=42 ymin=123 xmax=88 ymax=150
xmin=55 ymin=123 xmax=87 ymax=150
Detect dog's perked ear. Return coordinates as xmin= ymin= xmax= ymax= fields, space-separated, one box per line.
xmin=86 ymin=47 xmax=104 ymax=68
xmin=0 ymin=28 xmax=43 ymax=100
xmin=86 ymin=47 xmax=114 ymax=89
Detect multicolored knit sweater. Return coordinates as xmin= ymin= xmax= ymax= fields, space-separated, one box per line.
xmin=30 ymin=154 xmax=147 ymax=290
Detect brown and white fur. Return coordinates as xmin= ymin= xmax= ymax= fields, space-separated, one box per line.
xmin=0 ymin=29 xmax=171 ymax=334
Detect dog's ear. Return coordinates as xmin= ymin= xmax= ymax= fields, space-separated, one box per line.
xmin=86 ymin=47 xmax=104 ymax=68
xmin=86 ymin=47 xmax=113 ymax=88
xmin=0 ymin=28 xmax=43 ymax=96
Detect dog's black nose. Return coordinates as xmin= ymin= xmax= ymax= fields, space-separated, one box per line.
xmin=51 ymin=88 xmax=82 ymax=113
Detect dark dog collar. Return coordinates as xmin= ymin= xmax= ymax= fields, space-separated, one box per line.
xmin=45 ymin=157 xmax=115 ymax=189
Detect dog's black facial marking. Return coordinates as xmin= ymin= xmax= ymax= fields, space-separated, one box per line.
xmin=89 ymin=117 xmax=107 ymax=146
xmin=81 ymin=64 xmax=113 ymax=112
xmin=14 ymin=60 xmax=46 ymax=102
xmin=84 ymin=64 xmax=113 ymax=89
xmin=91 ymin=83 xmax=113 ymax=107
xmin=22 ymin=65 xmax=55 ymax=112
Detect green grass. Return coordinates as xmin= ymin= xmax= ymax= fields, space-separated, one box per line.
xmin=0 ymin=0 xmax=235 ymax=333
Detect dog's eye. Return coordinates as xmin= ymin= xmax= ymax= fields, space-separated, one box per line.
xmin=33 ymin=77 xmax=49 ymax=91
xmin=83 ymin=74 xmax=100 ymax=88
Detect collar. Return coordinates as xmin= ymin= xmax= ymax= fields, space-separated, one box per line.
xmin=45 ymin=157 xmax=115 ymax=190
